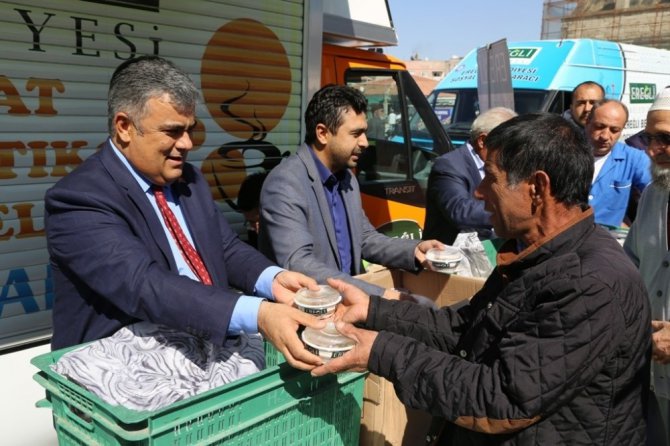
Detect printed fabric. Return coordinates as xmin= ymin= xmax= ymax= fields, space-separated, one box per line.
xmin=52 ymin=321 xmax=264 ymax=411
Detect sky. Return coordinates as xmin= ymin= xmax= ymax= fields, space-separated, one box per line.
xmin=385 ymin=0 xmax=545 ymax=60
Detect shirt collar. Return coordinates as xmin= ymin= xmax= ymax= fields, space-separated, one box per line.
xmin=309 ymin=146 xmax=341 ymax=188
xmin=466 ymin=141 xmax=485 ymax=173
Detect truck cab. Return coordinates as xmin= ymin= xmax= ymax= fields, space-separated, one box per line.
xmin=322 ymin=44 xmax=452 ymax=239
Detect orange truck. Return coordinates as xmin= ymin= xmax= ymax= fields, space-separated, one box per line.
xmin=0 ymin=1 xmax=451 ymax=441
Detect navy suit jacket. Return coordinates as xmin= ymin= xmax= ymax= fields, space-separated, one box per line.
xmin=45 ymin=141 xmax=274 ymax=350
xmin=422 ymin=144 xmax=492 ymax=244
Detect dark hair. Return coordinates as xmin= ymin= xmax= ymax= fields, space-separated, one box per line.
xmin=572 ymin=81 xmax=605 ymax=98
xmin=586 ymin=99 xmax=629 ymax=124
xmin=237 ymin=171 xmax=268 ymax=211
xmin=304 ymin=84 xmax=367 ymax=145
xmin=485 ymin=113 xmax=593 ymax=208
xmin=108 ymin=55 xmax=200 ymax=135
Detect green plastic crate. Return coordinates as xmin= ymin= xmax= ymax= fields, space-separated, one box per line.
xmin=32 ymin=342 xmax=364 ymax=445
xmin=264 ymin=340 xmax=286 ymax=367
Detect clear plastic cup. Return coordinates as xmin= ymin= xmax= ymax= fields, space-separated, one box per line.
xmin=301 ymin=322 xmax=355 ymax=362
xmin=426 ymin=246 xmax=464 ymax=274
xmin=294 ymin=285 xmax=342 ymax=319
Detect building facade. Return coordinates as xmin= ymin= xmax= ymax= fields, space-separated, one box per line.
xmin=542 ymin=0 xmax=670 ymax=49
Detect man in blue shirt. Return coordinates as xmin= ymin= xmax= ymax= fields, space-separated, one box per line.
xmin=259 ymin=85 xmax=442 ymax=298
xmin=585 ymin=99 xmax=651 ymax=227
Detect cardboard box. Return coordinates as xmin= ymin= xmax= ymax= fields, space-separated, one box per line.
xmin=354 ymin=268 xmax=486 ymax=446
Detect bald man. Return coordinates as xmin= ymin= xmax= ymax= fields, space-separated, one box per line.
xmin=586 ymin=99 xmax=651 ymax=227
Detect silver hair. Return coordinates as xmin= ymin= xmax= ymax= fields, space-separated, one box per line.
xmin=107 ymin=56 xmax=200 ymax=135
xmin=470 ymin=107 xmax=518 ymax=141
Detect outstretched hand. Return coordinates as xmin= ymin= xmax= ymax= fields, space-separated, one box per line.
xmin=271 ymin=270 xmax=319 ymax=305
xmin=310 ymin=320 xmax=377 ymax=376
xmin=257 ymin=301 xmax=325 ymax=370
xmin=327 ymin=278 xmax=370 ymax=324
xmin=414 ymin=239 xmax=444 ymax=268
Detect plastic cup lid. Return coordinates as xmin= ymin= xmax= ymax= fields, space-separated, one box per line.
xmin=426 ymin=246 xmax=463 ymax=263
xmin=302 ymin=323 xmax=355 ymax=352
xmin=294 ymin=285 xmax=342 ymax=309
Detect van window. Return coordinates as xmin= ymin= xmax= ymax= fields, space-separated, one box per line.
xmin=346 ymin=72 xmax=437 ymax=188
xmin=431 ymin=88 xmax=554 ymax=144
xmin=433 ymin=91 xmax=456 ymax=126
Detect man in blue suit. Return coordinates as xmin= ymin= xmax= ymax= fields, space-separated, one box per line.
xmin=423 ymin=107 xmax=517 ymax=244
xmin=45 ymin=56 xmax=324 ymax=370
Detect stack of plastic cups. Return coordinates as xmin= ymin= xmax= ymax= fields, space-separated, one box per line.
xmin=294 ymin=285 xmax=356 ymax=362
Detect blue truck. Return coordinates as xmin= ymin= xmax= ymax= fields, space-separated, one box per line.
xmin=429 ymin=38 xmax=670 ymax=145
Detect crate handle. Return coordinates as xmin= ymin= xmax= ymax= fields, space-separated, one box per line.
xmin=36 ymin=398 xmax=52 ymax=409
xmin=33 ymin=372 xmax=95 ymax=432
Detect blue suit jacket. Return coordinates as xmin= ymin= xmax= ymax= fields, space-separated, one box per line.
xmin=45 ymin=141 xmax=274 ymax=350
xmin=423 ymin=144 xmax=492 ymax=244
xmin=258 ymin=144 xmax=419 ymax=296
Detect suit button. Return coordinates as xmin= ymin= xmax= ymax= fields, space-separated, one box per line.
xmin=663 ymin=261 xmax=669 ymax=268
xmin=486 ymin=302 xmax=493 ymax=309
xmin=658 ymin=290 xmax=663 ymax=297
xmin=459 ymin=349 xmax=467 ymax=358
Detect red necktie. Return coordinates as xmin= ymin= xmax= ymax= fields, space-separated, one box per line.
xmin=152 ymin=185 xmax=212 ymax=285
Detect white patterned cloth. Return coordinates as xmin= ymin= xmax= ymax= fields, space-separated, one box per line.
xmin=52 ymin=321 xmax=264 ymax=411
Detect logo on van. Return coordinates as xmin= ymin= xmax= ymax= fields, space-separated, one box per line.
xmin=630 ymin=83 xmax=657 ymax=103
xmin=508 ymin=47 xmax=540 ymax=65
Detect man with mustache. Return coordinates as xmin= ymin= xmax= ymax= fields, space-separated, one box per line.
xmin=585 ymin=99 xmax=651 ymax=227
xmin=259 ymin=85 xmax=440 ymax=297
xmin=45 ymin=56 xmax=325 ymax=370
xmin=625 ymin=86 xmax=670 ymax=444
xmin=314 ymin=113 xmax=651 ymax=445
xmin=562 ymin=81 xmax=605 ymax=130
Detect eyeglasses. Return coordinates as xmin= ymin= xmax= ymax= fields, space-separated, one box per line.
xmin=639 ymin=131 xmax=670 ymax=148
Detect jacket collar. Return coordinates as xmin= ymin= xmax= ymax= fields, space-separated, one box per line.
xmin=98 ymin=140 xmax=202 ymax=273
xmin=496 ymin=207 xmax=595 ymax=274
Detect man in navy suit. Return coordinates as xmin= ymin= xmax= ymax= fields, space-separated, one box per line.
xmin=423 ymin=107 xmax=517 ymax=244
xmin=45 ymin=56 xmax=324 ymax=370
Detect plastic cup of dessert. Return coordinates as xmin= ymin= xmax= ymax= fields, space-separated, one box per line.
xmin=425 ymin=246 xmax=464 ymax=274
xmin=301 ymin=322 xmax=355 ymax=362
xmin=294 ymin=284 xmax=342 ymax=319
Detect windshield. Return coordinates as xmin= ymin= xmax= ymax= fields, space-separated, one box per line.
xmin=429 ymin=88 xmax=553 ymax=134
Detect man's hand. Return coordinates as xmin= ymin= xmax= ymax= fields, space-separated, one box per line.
xmin=311 ymin=321 xmax=377 ymax=376
xmin=257 ymin=301 xmax=325 ymax=370
xmin=271 ymin=270 xmax=318 ymax=305
xmin=414 ymin=239 xmax=444 ymax=267
xmin=327 ymin=278 xmax=370 ymax=324
xmin=652 ymin=320 xmax=670 ymax=364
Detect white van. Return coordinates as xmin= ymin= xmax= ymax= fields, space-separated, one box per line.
xmin=430 ymin=38 xmax=670 ymax=145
